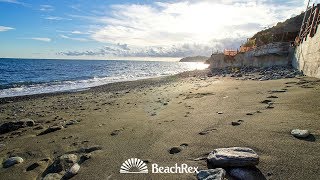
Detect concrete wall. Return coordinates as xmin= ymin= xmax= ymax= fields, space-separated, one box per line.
xmin=292 ymin=27 xmax=320 ymax=78
xmin=208 ymin=42 xmax=291 ymax=68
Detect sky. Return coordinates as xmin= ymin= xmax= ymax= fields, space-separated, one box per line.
xmin=0 ymin=0 xmax=312 ymax=61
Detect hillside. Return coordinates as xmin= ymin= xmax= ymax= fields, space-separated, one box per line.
xmin=248 ymin=12 xmax=305 ymax=46
xmin=179 ymin=56 xmax=209 ymax=62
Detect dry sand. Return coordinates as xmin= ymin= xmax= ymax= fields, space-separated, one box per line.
xmin=0 ymin=70 xmax=319 ymax=180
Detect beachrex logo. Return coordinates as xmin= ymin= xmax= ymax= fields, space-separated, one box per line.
xmin=120 ymin=158 xmax=148 ymax=173
xmin=120 ymin=158 xmax=198 ymax=174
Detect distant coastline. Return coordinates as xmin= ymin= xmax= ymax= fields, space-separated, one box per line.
xmin=179 ymin=56 xmax=209 ymax=62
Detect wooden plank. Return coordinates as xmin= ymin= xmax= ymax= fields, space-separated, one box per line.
xmin=303 ymin=4 xmax=315 ymax=40
xmin=310 ymin=7 xmax=319 ymax=37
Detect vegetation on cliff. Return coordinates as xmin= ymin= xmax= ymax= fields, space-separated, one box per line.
xmin=247 ymin=12 xmax=305 ymax=46
xmin=179 ymin=56 xmax=209 ymax=62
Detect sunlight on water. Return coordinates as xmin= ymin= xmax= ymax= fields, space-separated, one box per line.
xmin=183 ymin=62 xmax=209 ymax=70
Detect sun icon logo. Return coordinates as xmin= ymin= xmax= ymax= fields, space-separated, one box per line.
xmin=120 ymin=158 xmax=148 ymax=173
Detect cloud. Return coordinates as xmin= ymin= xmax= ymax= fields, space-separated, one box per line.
xmin=91 ymin=0 xmax=305 ymax=47
xmin=45 ymin=16 xmax=72 ymax=21
xmin=59 ymin=35 xmax=89 ymax=42
xmin=71 ymin=30 xmax=90 ymax=35
xmin=0 ymin=0 xmax=28 ymax=6
xmin=58 ymin=37 xmax=245 ymax=57
xmin=40 ymin=5 xmax=54 ymax=11
xmin=60 ymin=0 xmax=305 ymax=58
xmin=0 ymin=26 xmax=14 ymax=32
xmin=27 ymin=37 xmax=51 ymax=42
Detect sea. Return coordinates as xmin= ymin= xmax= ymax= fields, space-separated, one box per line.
xmin=0 ymin=58 xmax=209 ymax=98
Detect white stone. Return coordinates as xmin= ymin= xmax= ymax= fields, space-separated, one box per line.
xmin=291 ymin=129 xmax=310 ymax=138
xmin=65 ymin=163 xmax=80 ymax=178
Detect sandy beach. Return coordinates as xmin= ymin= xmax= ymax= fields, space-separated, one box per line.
xmin=0 ymin=70 xmax=319 ymax=180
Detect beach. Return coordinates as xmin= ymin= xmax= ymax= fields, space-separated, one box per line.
xmin=0 ymin=70 xmax=320 ymax=180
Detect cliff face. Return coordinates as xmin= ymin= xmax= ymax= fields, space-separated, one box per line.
xmin=179 ymin=56 xmax=209 ymax=62
xmin=208 ymin=43 xmax=292 ymax=69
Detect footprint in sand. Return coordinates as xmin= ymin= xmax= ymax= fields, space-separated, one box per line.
xmin=168 ymin=143 xmax=189 ymax=154
xmin=261 ymin=100 xmax=273 ymax=104
xmin=199 ymin=128 xmax=217 ymax=135
xmin=231 ymin=120 xmax=243 ymax=126
xmin=110 ymin=128 xmax=124 ymax=136
xmin=267 ymin=95 xmax=278 ymax=99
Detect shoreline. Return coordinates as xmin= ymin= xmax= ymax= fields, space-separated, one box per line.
xmin=0 ymin=69 xmax=210 ymax=104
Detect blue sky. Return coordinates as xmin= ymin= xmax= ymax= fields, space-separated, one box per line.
xmin=0 ymin=0 xmax=309 ymax=60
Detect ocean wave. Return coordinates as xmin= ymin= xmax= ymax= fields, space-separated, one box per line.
xmin=0 ymin=60 xmax=208 ymax=98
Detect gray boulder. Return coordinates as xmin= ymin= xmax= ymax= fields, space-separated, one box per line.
xmin=207 ymin=147 xmax=259 ymax=167
xmin=228 ymin=167 xmax=266 ymax=180
xmin=43 ymin=154 xmax=78 ymax=175
xmin=197 ymin=168 xmax=226 ymax=180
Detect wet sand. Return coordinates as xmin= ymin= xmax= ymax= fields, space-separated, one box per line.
xmin=0 ymin=70 xmax=320 ymax=180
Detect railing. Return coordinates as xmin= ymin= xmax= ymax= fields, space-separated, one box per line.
xmin=298 ymin=3 xmax=320 ymax=43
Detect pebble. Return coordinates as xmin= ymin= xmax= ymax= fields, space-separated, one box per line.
xmin=207 ymin=147 xmax=259 ymax=167
xmin=3 ymin=156 xmax=24 ymax=168
xmin=43 ymin=173 xmax=63 ymax=180
xmin=210 ymin=66 xmax=302 ymax=81
xmin=197 ymin=168 xmax=226 ymax=180
xmin=59 ymin=154 xmax=78 ymax=163
xmin=291 ymin=129 xmax=310 ymax=138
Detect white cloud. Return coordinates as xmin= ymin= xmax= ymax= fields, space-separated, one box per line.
xmin=59 ymin=34 xmax=89 ymax=42
xmin=28 ymin=37 xmax=51 ymax=42
xmin=0 ymin=0 xmax=29 ymax=6
xmin=0 ymin=26 xmax=14 ymax=32
xmin=62 ymin=0 xmax=305 ymax=58
xmin=91 ymin=0 xmax=305 ymax=47
xmin=71 ymin=30 xmax=90 ymax=35
xmin=40 ymin=4 xmax=54 ymax=11
xmin=45 ymin=16 xmax=72 ymax=21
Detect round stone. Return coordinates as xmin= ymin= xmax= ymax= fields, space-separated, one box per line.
xmin=3 ymin=156 xmax=24 ymax=168
xmin=291 ymin=129 xmax=310 ymax=138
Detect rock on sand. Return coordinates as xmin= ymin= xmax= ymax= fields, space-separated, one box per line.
xmin=291 ymin=129 xmax=310 ymax=138
xmin=197 ymin=168 xmax=226 ymax=180
xmin=207 ymin=147 xmax=259 ymax=167
xmin=3 ymin=156 xmax=24 ymax=168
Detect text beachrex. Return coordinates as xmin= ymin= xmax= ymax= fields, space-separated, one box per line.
xmin=120 ymin=158 xmax=199 ymax=174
